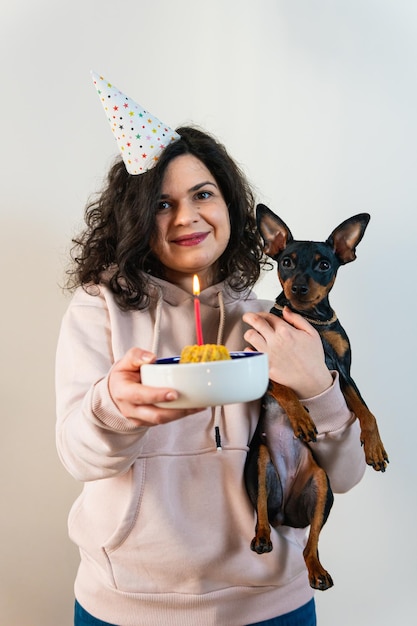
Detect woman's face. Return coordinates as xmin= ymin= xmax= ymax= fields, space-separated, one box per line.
xmin=151 ymin=154 xmax=231 ymax=291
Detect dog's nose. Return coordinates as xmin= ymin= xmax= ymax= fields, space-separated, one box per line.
xmin=291 ymin=284 xmax=309 ymax=296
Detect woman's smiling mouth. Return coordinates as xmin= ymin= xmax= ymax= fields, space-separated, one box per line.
xmin=172 ymin=232 xmax=210 ymax=247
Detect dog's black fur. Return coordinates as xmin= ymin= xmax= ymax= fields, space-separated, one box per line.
xmin=244 ymin=204 xmax=388 ymax=590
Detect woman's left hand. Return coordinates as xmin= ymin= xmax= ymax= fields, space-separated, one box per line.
xmin=243 ymin=307 xmax=333 ymax=399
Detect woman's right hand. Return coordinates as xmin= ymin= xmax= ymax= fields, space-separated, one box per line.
xmin=108 ymin=347 xmax=201 ymax=426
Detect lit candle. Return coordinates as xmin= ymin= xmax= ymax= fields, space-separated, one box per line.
xmin=193 ymin=274 xmax=204 ymax=346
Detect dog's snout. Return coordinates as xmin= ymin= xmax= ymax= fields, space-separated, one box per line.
xmin=291 ymin=284 xmax=309 ymax=296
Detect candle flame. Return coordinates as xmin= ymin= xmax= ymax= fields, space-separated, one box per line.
xmin=193 ymin=274 xmax=200 ymax=296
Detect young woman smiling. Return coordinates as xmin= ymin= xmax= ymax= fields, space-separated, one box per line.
xmin=57 ymin=126 xmax=365 ymax=626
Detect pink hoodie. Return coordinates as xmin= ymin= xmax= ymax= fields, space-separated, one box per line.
xmin=56 ymin=276 xmax=365 ymax=626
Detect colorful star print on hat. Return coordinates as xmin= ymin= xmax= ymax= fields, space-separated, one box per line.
xmin=91 ymin=71 xmax=180 ymax=175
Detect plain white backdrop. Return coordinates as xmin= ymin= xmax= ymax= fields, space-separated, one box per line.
xmin=1 ymin=1 xmax=416 ymax=624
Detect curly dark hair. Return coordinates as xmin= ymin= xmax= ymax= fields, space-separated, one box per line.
xmin=66 ymin=126 xmax=265 ymax=310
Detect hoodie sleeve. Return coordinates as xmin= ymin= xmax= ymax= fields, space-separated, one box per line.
xmin=55 ymin=289 xmax=148 ymax=482
xmin=301 ymin=371 xmax=367 ymax=493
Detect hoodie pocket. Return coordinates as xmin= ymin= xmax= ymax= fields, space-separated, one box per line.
xmin=101 ymin=452 xmax=302 ymax=594
xmin=68 ymin=459 xmax=147 ymax=579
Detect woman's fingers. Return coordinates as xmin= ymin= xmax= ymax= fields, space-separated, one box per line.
xmin=123 ymin=401 xmax=202 ymax=426
xmin=243 ymin=309 xmax=332 ymax=398
xmin=115 ymin=347 xmax=156 ymax=374
xmin=108 ymin=347 xmax=203 ymax=425
xmin=281 ymin=305 xmax=318 ymax=332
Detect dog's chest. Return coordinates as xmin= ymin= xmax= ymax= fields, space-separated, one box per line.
xmin=261 ymin=397 xmax=309 ymax=487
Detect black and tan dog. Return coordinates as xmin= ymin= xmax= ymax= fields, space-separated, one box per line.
xmin=245 ymin=204 xmax=388 ymax=590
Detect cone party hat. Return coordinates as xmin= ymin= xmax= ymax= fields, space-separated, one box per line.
xmin=91 ymin=71 xmax=180 ymax=175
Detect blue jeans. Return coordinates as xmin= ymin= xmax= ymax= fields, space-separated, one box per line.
xmin=74 ymin=601 xmax=117 ymax=626
xmin=74 ymin=597 xmax=316 ymax=626
xmin=248 ymin=598 xmax=316 ymax=625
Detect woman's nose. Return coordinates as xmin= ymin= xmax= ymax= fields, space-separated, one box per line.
xmin=174 ymin=200 xmax=200 ymax=225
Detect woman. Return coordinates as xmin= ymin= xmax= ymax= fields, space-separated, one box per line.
xmin=56 ymin=126 xmax=366 ymax=626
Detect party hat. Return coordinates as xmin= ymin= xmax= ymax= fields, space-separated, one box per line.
xmin=91 ymin=71 xmax=180 ymax=175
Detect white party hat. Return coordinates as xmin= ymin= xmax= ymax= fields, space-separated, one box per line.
xmin=91 ymin=71 xmax=180 ymax=175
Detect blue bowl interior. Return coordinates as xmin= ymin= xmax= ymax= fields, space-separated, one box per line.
xmin=156 ymin=351 xmax=262 ymax=365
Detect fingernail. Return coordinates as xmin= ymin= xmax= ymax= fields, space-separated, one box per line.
xmin=141 ymin=351 xmax=154 ymax=363
xmin=165 ymin=391 xmax=178 ymax=401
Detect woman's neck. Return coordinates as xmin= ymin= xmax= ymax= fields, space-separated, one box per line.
xmin=161 ymin=267 xmax=218 ymax=294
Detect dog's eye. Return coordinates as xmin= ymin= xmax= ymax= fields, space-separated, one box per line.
xmin=317 ymin=260 xmax=330 ymax=271
xmin=281 ymin=257 xmax=294 ymax=269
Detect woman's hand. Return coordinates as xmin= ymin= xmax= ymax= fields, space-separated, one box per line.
xmin=243 ymin=307 xmax=333 ymax=399
xmin=108 ymin=348 xmax=201 ymax=426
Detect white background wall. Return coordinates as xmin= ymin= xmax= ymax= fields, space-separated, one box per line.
xmin=1 ymin=1 xmax=416 ymax=624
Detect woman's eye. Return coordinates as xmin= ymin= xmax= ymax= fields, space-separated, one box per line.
xmin=196 ymin=190 xmax=212 ymax=201
xmin=157 ymin=201 xmax=171 ymax=212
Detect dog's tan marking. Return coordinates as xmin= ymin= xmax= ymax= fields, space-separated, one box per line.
xmin=341 ymin=383 xmax=389 ymax=471
xmin=322 ymin=329 xmax=349 ymax=358
xmin=269 ymin=381 xmax=317 ymax=442
xmin=253 ymin=444 xmax=272 ymax=549
xmin=303 ymin=466 xmax=334 ymax=590
xmin=283 ymin=277 xmax=334 ymax=311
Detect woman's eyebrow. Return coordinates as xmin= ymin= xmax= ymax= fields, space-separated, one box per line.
xmin=189 ymin=181 xmax=218 ymax=193
xmin=160 ymin=181 xmax=218 ymax=199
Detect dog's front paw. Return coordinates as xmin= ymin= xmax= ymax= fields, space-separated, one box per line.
xmin=362 ymin=433 xmax=389 ymax=472
xmin=268 ymin=383 xmax=318 ymax=442
xmin=289 ymin=406 xmax=318 ymax=443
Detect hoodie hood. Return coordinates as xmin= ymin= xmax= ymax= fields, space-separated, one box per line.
xmin=148 ymin=275 xmax=257 ymax=308
xmin=147 ymin=276 xmax=258 ymax=356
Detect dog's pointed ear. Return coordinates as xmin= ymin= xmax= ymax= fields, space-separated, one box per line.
xmin=256 ymin=204 xmax=293 ymax=259
xmin=327 ymin=213 xmax=370 ymax=264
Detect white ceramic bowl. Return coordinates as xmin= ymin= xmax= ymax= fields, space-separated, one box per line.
xmin=141 ymin=351 xmax=269 ymax=408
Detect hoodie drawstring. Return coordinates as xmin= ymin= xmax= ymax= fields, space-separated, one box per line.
xmin=151 ymin=291 xmax=163 ymax=356
xmin=216 ymin=290 xmax=226 ymax=346
xmin=213 ymin=290 xmax=226 ymax=451
xmin=151 ymin=287 xmax=227 ymax=452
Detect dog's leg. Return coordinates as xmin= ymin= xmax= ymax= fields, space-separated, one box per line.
xmin=269 ymin=442 xmax=334 ymax=591
xmin=301 ymin=467 xmax=334 ymax=590
xmin=268 ymin=381 xmax=318 ymax=442
xmin=340 ymin=381 xmax=389 ymax=471
xmin=250 ymin=442 xmax=274 ymax=554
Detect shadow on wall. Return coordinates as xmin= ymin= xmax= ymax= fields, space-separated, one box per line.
xmin=0 ymin=217 xmax=81 ymax=626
